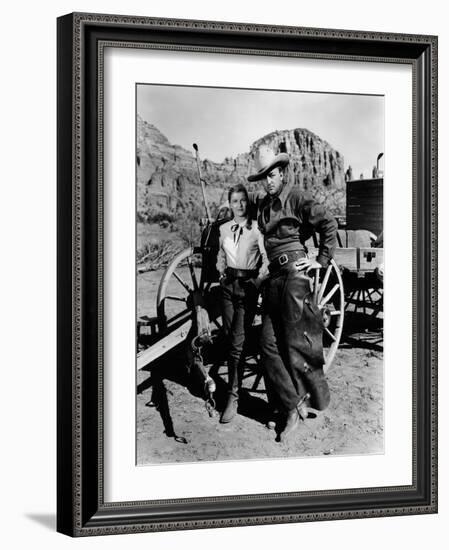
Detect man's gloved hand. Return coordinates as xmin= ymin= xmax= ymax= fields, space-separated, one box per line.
xmin=294 ymin=258 xmax=322 ymax=274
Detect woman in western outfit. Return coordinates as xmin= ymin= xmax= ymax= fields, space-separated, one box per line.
xmin=216 ymin=184 xmax=269 ymax=424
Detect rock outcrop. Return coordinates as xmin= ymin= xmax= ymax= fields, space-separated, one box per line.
xmin=137 ymin=115 xmax=346 ymax=231
xmin=248 ymin=129 xmax=345 ymax=211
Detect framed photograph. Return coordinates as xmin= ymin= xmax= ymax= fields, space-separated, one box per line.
xmin=57 ymin=12 xmax=437 ymax=536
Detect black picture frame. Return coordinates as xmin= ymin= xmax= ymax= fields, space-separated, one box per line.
xmin=57 ymin=12 xmax=438 ymax=536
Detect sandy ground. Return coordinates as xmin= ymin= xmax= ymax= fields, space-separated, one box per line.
xmin=137 ymin=268 xmax=383 ymax=464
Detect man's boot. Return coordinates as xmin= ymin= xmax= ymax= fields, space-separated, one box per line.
xmin=280 ymin=407 xmax=300 ymax=441
xmin=280 ymin=392 xmax=310 ymax=441
xmin=220 ymin=393 xmax=238 ymax=423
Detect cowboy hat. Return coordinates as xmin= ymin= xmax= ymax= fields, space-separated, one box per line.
xmin=247 ymin=145 xmax=289 ymax=182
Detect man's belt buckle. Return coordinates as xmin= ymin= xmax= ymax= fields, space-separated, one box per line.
xmin=278 ymin=254 xmax=289 ymax=266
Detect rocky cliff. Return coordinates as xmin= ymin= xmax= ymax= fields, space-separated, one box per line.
xmin=248 ymin=129 xmax=346 ymax=212
xmin=137 ymin=115 xmax=346 ymax=234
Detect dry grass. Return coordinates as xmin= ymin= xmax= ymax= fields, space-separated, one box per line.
xmin=137 ymin=239 xmax=183 ymax=273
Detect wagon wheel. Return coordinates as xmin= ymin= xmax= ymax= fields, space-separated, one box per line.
xmin=345 ymin=285 xmax=383 ymax=318
xmin=156 ymin=246 xmax=204 ymax=333
xmin=311 ymin=258 xmax=345 ymax=373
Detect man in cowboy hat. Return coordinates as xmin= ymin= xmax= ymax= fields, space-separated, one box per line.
xmin=248 ymin=145 xmax=337 ymax=441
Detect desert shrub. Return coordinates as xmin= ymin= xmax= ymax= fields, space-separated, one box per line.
xmin=136 ymin=211 xmax=147 ymax=223
xmin=177 ymin=210 xmax=202 ymax=245
xmin=137 ymin=238 xmax=182 ymax=271
xmin=147 ymin=210 xmax=175 ymax=224
xmin=139 ymin=186 xmax=222 ymax=246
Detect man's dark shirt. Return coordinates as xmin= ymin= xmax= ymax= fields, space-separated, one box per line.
xmin=250 ymin=182 xmax=337 ymax=267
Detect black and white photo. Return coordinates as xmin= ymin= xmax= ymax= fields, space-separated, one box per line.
xmin=136 ymin=84 xmax=384 ymax=464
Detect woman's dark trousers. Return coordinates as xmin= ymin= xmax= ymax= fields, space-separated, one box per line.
xmin=221 ymin=278 xmax=258 ymax=397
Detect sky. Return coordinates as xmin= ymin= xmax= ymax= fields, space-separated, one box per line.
xmin=137 ymin=84 xmax=384 ymax=179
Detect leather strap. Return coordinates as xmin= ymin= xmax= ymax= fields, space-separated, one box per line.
xmin=268 ymin=250 xmax=307 ymax=274
xmin=225 ymin=267 xmax=258 ymax=279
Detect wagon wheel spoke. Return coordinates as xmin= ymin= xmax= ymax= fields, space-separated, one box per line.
xmin=173 ymin=271 xmax=192 ymax=294
xmin=360 ymin=290 xmax=366 ymax=315
xmin=345 ymin=290 xmax=355 ymax=310
xmin=325 ymin=327 xmax=336 ymax=342
xmin=313 ymin=269 xmax=320 ymax=304
xmin=357 ymin=289 xmax=365 ymax=311
xmin=352 ymin=289 xmax=362 ymax=313
xmin=317 ymin=264 xmax=332 ymax=303
xmin=374 ymin=288 xmax=383 ymax=301
xmin=165 ymin=295 xmax=187 ymax=303
xmin=318 ymin=283 xmax=340 ymax=308
xmin=187 ymin=257 xmax=200 ymax=292
xmin=168 ymin=308 xmax=193 ymax=324
xmin=365 ymin=289 xmax=376 ymax=306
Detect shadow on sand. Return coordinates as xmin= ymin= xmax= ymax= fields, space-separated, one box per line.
xmin=137 ymin=328 xmax=272 ymax=441
xmin=137 ymin=312 xmax=383 ymax=442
